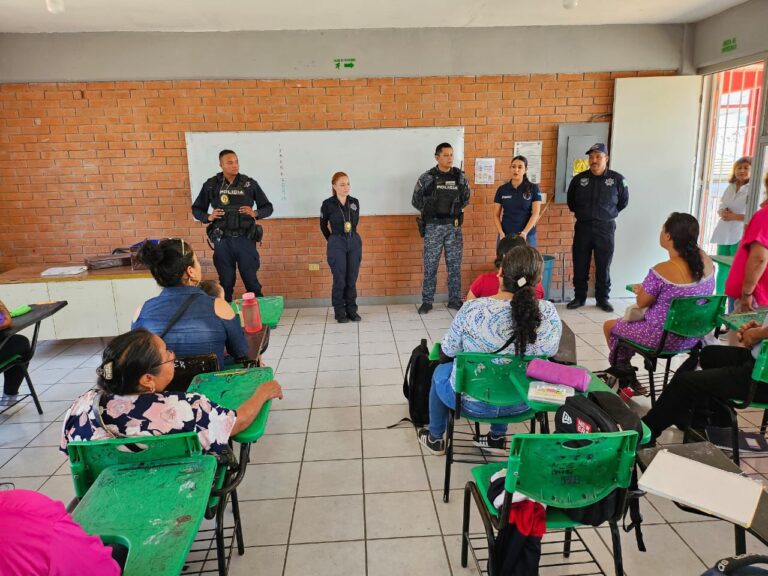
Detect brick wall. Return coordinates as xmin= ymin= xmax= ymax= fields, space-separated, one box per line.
xmin=0 ymin=71 xmax=672 ymax=301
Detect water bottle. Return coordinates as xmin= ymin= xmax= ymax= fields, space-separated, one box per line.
xmin=241 ymin=292 xmax=262 ymax=333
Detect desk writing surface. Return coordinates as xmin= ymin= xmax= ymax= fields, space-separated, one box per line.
xmin=711 ymin=255 xmax=735 ymax=267
xmin=719 ymin=310 xmax=768 ymax=331
xmin=188 ymin=367 xmax=274 ymax=444
xmin=0 ymin=265 xmax=152 ymax=284
xmin=72 ymin=457 xmax=216 ymax=576
xmin=0 ymin=302 xmax=67 ymax=344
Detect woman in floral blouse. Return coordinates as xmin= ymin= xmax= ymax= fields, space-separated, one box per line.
xmin=60 ymin=328 xmax=282 ymax=455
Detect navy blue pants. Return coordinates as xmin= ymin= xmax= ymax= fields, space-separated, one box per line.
xmin=213 ymin=236 xmax=262 ymax=302
xmin=327 ymin=233 xmax=362 ymax=318
xmin=572 ymin=220 xmax=615 ymax=302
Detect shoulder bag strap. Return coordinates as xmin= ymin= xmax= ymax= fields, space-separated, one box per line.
xmin=160 ymin=294 xmax=199 ymax=339
xmin=492 ymin=332 xmax=516 ymax=355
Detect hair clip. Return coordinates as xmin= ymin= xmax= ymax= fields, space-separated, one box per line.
xmin=517 ymin=277 xmax=528 ymax=288
xmin=96 ymin=361 xmax=114 ymax=380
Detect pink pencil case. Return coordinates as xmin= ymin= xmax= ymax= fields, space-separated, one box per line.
xmin=525 ymin=358 xmax=590 ymax=393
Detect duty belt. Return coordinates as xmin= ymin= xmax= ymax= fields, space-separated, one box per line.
xmin=425 ymin=217 xmax=459 ymax=226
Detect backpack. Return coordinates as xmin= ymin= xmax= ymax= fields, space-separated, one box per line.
xmin=554 ymin=391 xmax=642 ymax=526
xmin=400 ymin=339 xmax=437 ymax=427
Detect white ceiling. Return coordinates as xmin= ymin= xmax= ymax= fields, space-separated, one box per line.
xmin=0 ymin=0 xmax=747 ymax=33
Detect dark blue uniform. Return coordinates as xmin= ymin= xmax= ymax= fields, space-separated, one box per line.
xmin=321 ymin=195 xmax=362 ymax=321
xmin=192 ymin=172 xmax=273 ymax=301
xmin=494 ymin=180 xmax=542 ymax=246
xmin=567 ymin=168 xmax=629 ymax=302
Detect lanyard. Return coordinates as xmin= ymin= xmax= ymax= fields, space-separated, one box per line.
xmin=338 ymin=198 xmax=352 ymax=233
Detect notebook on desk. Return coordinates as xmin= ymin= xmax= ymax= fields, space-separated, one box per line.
xmin=638 ymin=449 xmax=764 ymax=528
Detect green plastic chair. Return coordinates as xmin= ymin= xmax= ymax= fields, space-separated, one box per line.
xmin=442 ymin=352 xmax=542 ymax=503
xmin=611 ymin=294 xmax=726 ymax=406
xmin=461 ymin=431 xmax=639 ymax=576
xmin=68 ymin=432 xmax=243 ymax=576
xmin=71 ymin=451 xmax=217 ymax=576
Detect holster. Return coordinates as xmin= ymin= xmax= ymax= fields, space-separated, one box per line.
xmin=416 ymin=217 xmax=426 ymax=238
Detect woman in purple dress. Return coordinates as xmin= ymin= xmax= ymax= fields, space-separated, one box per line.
xmin=603 ymin=212 xmax=715 ymax=370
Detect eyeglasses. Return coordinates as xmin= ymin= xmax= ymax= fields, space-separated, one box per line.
xmin=164 ymin=237 xmax=186 ymax=256
xmin=152 ymin=348 xmax=176 ymax=369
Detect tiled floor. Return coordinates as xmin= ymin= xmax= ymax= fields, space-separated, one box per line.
xmin=2 ymin=299 xmax=768 ymax=575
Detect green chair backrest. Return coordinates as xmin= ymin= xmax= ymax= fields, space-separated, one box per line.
xmin=663 ymin=295 xmax=726 ymax=338
xmin=753 ymin=341 xmax=768 ymax=384
xmin=504 ymin=432 xmax=638 ymax=509
xmin=454 ymin=352 xmax=539 ymax=407
xmin=67 ymin=432 xmax=203 ymax=499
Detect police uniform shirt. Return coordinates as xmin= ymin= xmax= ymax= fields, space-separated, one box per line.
xmin=320 ymin=195 xmax=360 ymax=240
xmin=192 ymin=172 xmax=274 ymax=223
xmin=411 ymin=166 xmax=471 ymax=217
xmin=494 ymin=181 xmax=542 ymax=235
xmin=566 ymin=169 xmax=629 ymax=223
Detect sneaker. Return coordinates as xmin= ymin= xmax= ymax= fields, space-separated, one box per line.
xmin=417 ymin=428 xmax=445 ymax=455
xmin=473 ymin=433 xmax=507 ymax=455
xmin=447 ymin=300 xmax=463 ymax=311
xmin=566 ymin=298 xmax=586 ymax=310
xmin=0 ymin=394 xmax=19 ymax=407
xmin=596 ymin=300 xmax=614 ymax=313
xmin=417 ymin=303 xmax=433 ymax=315
xmin=347 ymin=312 xmax=362 ymax=322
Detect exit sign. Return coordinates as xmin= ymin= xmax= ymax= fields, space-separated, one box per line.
xmin=722 ymin=37 xmax=737 ymax=53
xmin=334 ymin=58 xmax=356 ymax=70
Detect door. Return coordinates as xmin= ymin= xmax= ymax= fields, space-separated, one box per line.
xmin=609 ymin=76 xmax=703 ymax=294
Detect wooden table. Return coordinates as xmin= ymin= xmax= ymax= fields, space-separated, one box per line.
xmin=0 ymin=301 xmax=67 ymax=414
xmin=0 ymin=265 xmax=158 ymax=340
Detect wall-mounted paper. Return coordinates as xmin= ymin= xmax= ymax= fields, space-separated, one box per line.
xmin=474 ymin=158 xmax=495 ymax=185
xmin=513 ymin=141 xmax=543 ymax=184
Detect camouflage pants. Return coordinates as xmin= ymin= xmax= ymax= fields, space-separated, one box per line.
xmin=422 ymin=223 xmax=463 ymax=304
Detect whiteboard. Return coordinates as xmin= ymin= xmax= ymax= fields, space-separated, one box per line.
xmin=185 ymin=128 xmax=465 ymax=218
xmin=610 ymin=76 xmax=702 ymax=292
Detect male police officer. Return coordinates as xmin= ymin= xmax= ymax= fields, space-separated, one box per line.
xmin=192 ymin=149 xmax=273 ymax=301
xmin=566 ymin=143 xmax=629 ymax=313
xmin=412 ymin=143 xmax=471 ymax=314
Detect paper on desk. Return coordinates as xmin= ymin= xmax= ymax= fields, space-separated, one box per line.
xmin=40 ymin=266 xmax=87 ymax=277
xmin=639 ymin=449 xmax=763 ymax=528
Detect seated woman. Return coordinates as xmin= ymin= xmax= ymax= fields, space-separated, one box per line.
xmin=466 ymin=235 xmax=545 ymax=301
xmin=0 ymin=300 xmax=31 ymax=405
xmin=725 ymin=171 xmax=768 ymax=313
xmin=643 ymin=318 xmax=768 ymax=442
xmin=418 ymin=246 xmax=562 ymax=455
xmin=603 ymin=213 xmax=714 ymax=381
xmin=60 ymin=329 xmax=282 ymax=455
xmin=132 ymin=239 xmax=249 ymax=366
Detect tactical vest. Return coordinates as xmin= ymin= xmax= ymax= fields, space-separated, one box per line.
xmin=211 ymin=181 xmax=255 ymax=237
xmin=423 ymin=167 xmax=462 ymax=220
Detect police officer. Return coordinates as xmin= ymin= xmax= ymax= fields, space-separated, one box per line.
xmin=192 ymin=149 xmax=273 ymax=301
xmin=493 ymin=155 xmax=543 ymax=246
xmin=412 ymin=143 xmax=471 ymax=314
xmin=321 ymin=171 xmax=362 ymax=323
xmin=566 ymin=143 xmax=629 ymax=312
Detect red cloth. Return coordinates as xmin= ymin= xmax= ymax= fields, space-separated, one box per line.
xmin=0 ymin=489 xmax=121 ymax=576
xmin=508 ymin=499 xmax=547 ymax=538
xmin=726 ymin=206 xmax=768 ymax=306
xmin=470 ymin=272 xmax=545 ymax=300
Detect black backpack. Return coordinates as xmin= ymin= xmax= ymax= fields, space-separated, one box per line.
xmin=401 ymin=339 xmax=437 ymax=427
xmin=554 ymin=391 xmax=642 ymax=526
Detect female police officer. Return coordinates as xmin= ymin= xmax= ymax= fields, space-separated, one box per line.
xmin=493 ymin=155 xmax=542 ymax=246
xmin=320 ymin=172 xmax=362 ymax=323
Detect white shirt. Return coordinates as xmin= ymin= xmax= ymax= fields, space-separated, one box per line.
xmin=710 ymin=182 xmax=750 ymax=245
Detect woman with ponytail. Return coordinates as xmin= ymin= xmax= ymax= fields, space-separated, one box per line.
xmin=417 ymin=246 xmax=562 ymax=455
xmin=603 ymin=213 xmax=715 ymax=373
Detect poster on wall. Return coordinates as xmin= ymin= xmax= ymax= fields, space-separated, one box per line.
xmin=513 ymin=141 xmax=543 ymax=184
xmin=474 ymin=158 xmax=496 ymax=185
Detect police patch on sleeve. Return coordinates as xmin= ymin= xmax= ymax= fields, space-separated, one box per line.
xmin=580 ymin=178 xmax=589 ymax=187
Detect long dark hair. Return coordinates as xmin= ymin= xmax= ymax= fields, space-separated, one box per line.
xmin=137 ymin=238 xmax=195 ymax=288
xmin=96 ymin=329 xmax=163 ymax=395
xmin=511 ymin=155 xmax=532 ymax=189
xmin=495 ymin=235 xmax=527 ymax=268
xmin=500 ymin=246 xmax=543 ymax=357
xmin=664 ymin=212 xmax=704 ymax=282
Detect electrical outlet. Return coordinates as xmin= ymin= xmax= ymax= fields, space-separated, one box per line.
xmin=308 ymin=263 xmax=320 ymax=271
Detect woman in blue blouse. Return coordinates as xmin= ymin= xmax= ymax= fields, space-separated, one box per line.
xmin=493 ymin=156 xmax=543 ymax=246
xmin=132 ymin=239 xmax=249 ymax=367
xmin=417 ymin=246 xmax=562 ymax=455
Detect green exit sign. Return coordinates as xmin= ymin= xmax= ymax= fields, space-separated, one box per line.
xmin=334 ymin=58 xmax=356 ymax=70
xmin=722 ymin=37 xmax=737 ymax=53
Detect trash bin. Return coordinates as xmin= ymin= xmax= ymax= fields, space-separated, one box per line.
xmin=542 ymin=255 xmax=555 ymax=300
